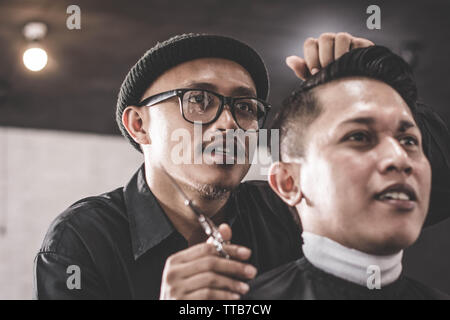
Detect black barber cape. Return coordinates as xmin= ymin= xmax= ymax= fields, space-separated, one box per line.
xmin=245 ymin=258 xmax=450 ymax=300
xmin=33 ymin=164 xmax=302 ymax=299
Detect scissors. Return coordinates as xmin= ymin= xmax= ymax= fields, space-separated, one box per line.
xmin=161 ymin=165 xmax=230 ymax=259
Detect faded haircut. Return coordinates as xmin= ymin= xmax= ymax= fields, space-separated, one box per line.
xmin=270 ymin=45 xmax=419 ymax=161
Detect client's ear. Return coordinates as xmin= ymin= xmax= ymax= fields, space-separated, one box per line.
xmin=122 ymin=106 xmax=151 ymax=146
xmin=268 ymin=161 xmax=302 ymax=207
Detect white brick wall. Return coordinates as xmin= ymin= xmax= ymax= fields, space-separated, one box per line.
xmin=0 ymin=127 xmax=142 ymax=299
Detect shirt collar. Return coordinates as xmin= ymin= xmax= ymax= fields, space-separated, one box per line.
xmin=302 ymin=231 xmax=403 ymax=287
xmin=123 ymin=164 xmax=237 ymax=260
xmin=124 ymin=164 xmax=176 ymax=260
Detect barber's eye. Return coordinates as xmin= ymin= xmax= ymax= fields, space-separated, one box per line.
xmin=236 ymin=102 xmax=256 ymax=114
xmin=347 ymin=132 xmax=370 ymax=143
xmin=399 ymin=136 xmax=419 ymax=147
xmin=188 ymin=93 xmax=207 ymax=104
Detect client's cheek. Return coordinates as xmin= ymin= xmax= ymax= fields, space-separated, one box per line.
xmin=416 ymin=162 xmax=432 ymax=201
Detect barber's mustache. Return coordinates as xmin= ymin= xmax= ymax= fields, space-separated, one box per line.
xmin=194 ymin=134 xmax=249 ymax=158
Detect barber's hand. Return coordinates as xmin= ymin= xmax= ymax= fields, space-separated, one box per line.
xmin=159 ymin=224 xmax=257 ymax=300
xmin=287 ymin=32 xmax=374 ymax=80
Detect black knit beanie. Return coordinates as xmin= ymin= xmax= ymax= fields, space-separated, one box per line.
xmin=116 ymin=33 xmax=270 ymax=153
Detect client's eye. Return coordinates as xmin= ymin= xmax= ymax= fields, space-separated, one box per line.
xmin=347 ymin=131 xmax=370 ymax=143
xmin=399 ymin=135 xmax=419 ymax=147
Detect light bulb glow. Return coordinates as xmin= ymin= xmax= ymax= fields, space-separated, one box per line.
xmin=23 ymin=47 xmax=48 ymax=72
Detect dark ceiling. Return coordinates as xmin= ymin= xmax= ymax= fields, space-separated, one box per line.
xmin=1 ymin=0 xmax=450 ymax=135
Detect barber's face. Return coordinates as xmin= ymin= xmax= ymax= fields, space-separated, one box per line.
xmin=139 ymin=58 xmax=256 ymax=192
xmin=298 ymin=77 xmax=431 ymax=255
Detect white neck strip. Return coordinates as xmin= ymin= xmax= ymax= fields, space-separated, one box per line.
xmin=302 ymin=231 xmax=403 ymax=287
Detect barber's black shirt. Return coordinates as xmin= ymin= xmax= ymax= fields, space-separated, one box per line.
xmin=33 ymin=164 xmax=302 ymax=299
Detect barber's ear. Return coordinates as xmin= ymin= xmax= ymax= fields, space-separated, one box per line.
xmin=122 ymin=106 xmax=151 ymax=146
xmin=268 ymin=162 xmax=302 ymax=207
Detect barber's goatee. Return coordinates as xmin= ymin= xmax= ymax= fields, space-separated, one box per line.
xmin=194 ymin=184 xmax=232 ymax=200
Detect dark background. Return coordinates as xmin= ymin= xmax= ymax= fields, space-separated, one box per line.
xmin=1 ymin=0 xmax=449 ymax=295
xmin=1 ymin=0 xmax=449 ymax=132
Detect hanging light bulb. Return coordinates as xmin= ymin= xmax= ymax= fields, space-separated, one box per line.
xmin=23 ymin=47 xmax=48 ymax=72
xmin=22 ymin=22 xmax=49 ymax=72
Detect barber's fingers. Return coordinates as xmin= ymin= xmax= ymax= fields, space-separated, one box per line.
xmin=168 ymin=241 xmax=251 ymax=264
xmin=318 ymin=33 xmax=336 ymax=69
xmin=304 ymin=37 xmax=320 ymax=75
xmin=182 ymin=272 xmax=250 ymax=296
xmin=217 ymin=223 xmax=232 ymax=242
xmin=286 ymin=56 xmax=309 ymax=80
xmin=351 ymin=37 xmax=375 ymax=49
xmin=160 ymin=242 xmax=255 ymax=300
xmin=334 ymin=32 xmax=353 ymax=59
xmin=182 ymin=288 xmax=241 ymax=300
xmin=206 ymin=235 xmax=252 ymax=262
xmin=178 ymin=255 xmax=257 ymax=280
xmin=289 ymin=33 xmax=375 ymax=80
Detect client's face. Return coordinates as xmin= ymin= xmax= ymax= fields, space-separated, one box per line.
xmin=298 ymin=77 xmax=431 ymax=255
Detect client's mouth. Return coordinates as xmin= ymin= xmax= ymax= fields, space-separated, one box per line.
xmin=374 ymin=183 xmax=417 ymax=211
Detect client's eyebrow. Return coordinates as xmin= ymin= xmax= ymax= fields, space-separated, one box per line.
xmin=339 ymin=116 xmax=375 ymax=127
xmin=338 ymin=116 xmax=417 ymax=132
xmin=398 ymin=119 xmax=416 ymax=132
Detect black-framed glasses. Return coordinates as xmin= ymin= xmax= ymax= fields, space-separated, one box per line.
xmin=137 ymin=88 xmax=271 ymax=131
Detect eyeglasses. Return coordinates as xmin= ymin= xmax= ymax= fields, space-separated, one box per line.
xmin=137 ymin=88 xmax=271 ymax=131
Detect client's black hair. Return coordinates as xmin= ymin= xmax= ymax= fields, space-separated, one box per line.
xmin=271 ymin=45 xmax=419 ymax=160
